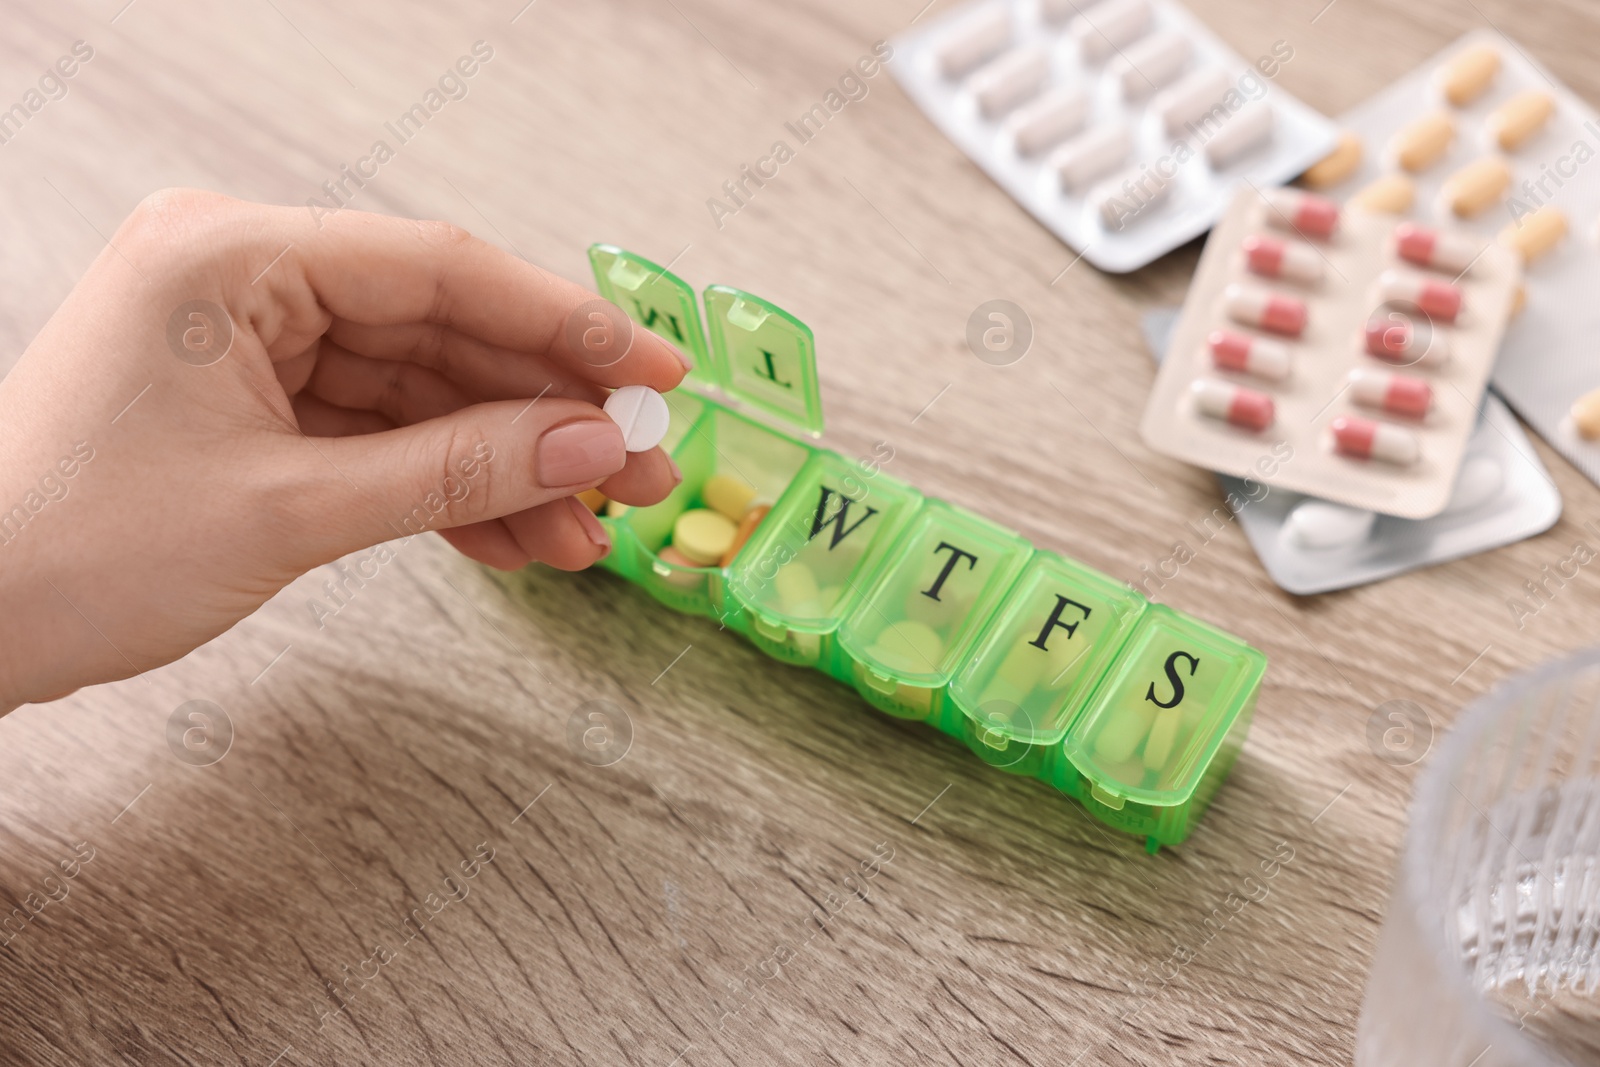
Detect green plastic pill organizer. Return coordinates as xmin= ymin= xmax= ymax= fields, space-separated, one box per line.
xmin=577 ymin=244 xmax=1268 ymax=851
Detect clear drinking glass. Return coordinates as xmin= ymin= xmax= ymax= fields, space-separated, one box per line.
xmin=1357 ymin=647 xmax=1600 ymax=1067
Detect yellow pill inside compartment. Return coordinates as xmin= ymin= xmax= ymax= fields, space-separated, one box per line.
xmin=702 ymin=473 xmax=758 ymax=522
xmin=1142 ymin=706 xmax=1182 ymax=771
xmin=867 ymin=619 xmax=944 ymax=675
xmin=1093 ymin=703 xmax=1154 ymax=764
xmin=774 ymin=560 xmax=821 ymax=611
xmin=672 ymin=508 xmax=736 ymax=565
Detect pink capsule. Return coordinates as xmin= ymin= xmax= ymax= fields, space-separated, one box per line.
xmin=1207 ymin=328 xmax=1290 ymax=380
xmin=1362 ymin=317 xmax=1450 ymax=367
xmin=1225 ymin=283 xmax=1307 ymax=337
xmin=1395 ymin=223 xmax=1481 ymax=275
xmin=1331 ymin=415 xmax=1420 ymax=466
xmin=1192 ymin=378 xmax=1275 ymax=431
xmin=1263 ymin=189 xmax=1340 ymax=240
xmin=1379 ymin=270 xmax=1463 ymax=323
xmin=1243 ymin=234 xmax=1324 ymax=284
xmin=1349 ymin=368 xmax=1433 ymax=419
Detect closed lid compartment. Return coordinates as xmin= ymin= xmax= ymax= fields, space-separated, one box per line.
xmin=838 ymin=501 xmax=1032 ymax=687
xmin=1063 ymin=605 xmax=1266 ymax=810
xmin=726 ymin=450 xmax=923 ymax=635
xmin=951 ymin=552 xmax=1148 ymax=746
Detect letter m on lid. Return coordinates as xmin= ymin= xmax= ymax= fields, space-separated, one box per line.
xmin=587 ymin=244 xmax=711 ymax=384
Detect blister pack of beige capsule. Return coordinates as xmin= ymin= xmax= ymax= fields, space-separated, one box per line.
xmin=1298 ymin=30 xmax=1600 ymax=489
xmin=1139 ymin=184 xmax=1522 ymax=520
xmin=889 ymin=0 xmax=1338 ymax=272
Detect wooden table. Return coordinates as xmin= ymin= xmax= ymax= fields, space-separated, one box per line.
xmin=2 ymin=0 xmax=1597 ymax=1063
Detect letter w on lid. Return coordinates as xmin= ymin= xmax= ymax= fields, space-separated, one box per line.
xmin=725 ymin=452 xmax=924 ymax=633
xmin=810 ymin=486 xmax=878 ymax=549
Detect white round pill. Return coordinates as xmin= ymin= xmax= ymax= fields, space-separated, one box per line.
xmin=603 ymin=385 xmax=670 ymax=452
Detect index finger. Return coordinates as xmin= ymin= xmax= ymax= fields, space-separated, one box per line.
xmin=274 ymin=205 xmax=691 ymax=392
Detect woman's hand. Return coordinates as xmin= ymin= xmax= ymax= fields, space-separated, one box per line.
xmin=0 ymin=189 xmax=686 ymax=710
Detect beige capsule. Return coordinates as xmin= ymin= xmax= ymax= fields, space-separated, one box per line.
xmin=1434 ymin=43 xmax=1500 ymax=106
xmin=1509 ymin=284 xmax=1526 ymax=319
xmin=1391 ymin=112 xmax=1455 ymax=172
xmin=1301 ymin=131 xmax=1363 ymax=188
xmin=1351 ymin=172 xmax=1415 ymax=214
xmin=1573 ymin=387 xmax=1600 ymax=441
xmin=1441 ymin=155 xmax=1512 ymax=217
xmin=1488 ymin=89 xmax=1556 ymax=152
xmin=1498 ymin=205 xmax=1568 ymax=263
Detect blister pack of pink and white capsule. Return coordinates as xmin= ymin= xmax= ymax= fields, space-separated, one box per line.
xmin=888 ymin=0 xmax=1338 ymax=272
xmin=1139 ymin=184 xmax=1522 ymax=520
xmin=1296 ymin=31 xmax=1600 ymax=491
xmin=1143 ymin=308 xmax=1561 ymax=594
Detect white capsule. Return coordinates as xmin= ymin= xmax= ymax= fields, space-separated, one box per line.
xmin=968 ymin=45 xmax=1050 ymax=119
xmin=1150 ymin=67 xmax=1231 ymax=135
xmin=1114 ymin=31 xmax=1190 ymax=98
xmin=1067 ymin=0 xmax=1152 ymax=61
xmin=1204 ymin=104 xmax=1275 ymax=167
xmin=1006 ymin=84 xmax=1090 ymax=156
xmin=936 ymin=6 xmax=1011 ymax=78
xmin=604 ymin=385 xmax=670 ymax=452
xmin=1095 ymin=163 xmax=1173 ymax=229
xmin=1052 ymin=123 xmax=1132 ymax=191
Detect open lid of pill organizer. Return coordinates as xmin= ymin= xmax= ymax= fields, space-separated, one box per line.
xmin=588 ymin=245 xmax=825 ymax=438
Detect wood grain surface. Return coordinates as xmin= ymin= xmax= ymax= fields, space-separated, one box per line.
xmin=1 ymin=0 xmax=1598 ymax=1063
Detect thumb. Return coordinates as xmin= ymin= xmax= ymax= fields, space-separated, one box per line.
xmin=289 ymin=397 xmax=626 ymax=564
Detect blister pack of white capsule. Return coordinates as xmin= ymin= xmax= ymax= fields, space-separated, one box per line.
xmin=1143 ymin=308 xmax=1561 ymax=594
xmin=888 ymin=0 xmax=1338 ymax=273
xmin=1297 ymin=30 xmax=1600 ymax=490
xmin=1139 ymin=184 xmax=1521 ymax=520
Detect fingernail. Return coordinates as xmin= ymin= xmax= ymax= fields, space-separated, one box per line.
xmin=667 ymin=341 xmax=694 ymax=372
xmin=666 ymin=454 xmax=683 ymax=484
xmin=538 ymin=419 xmax=625 ymax=487
xmin=565 ymin=495 xmax=612 ymax=558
